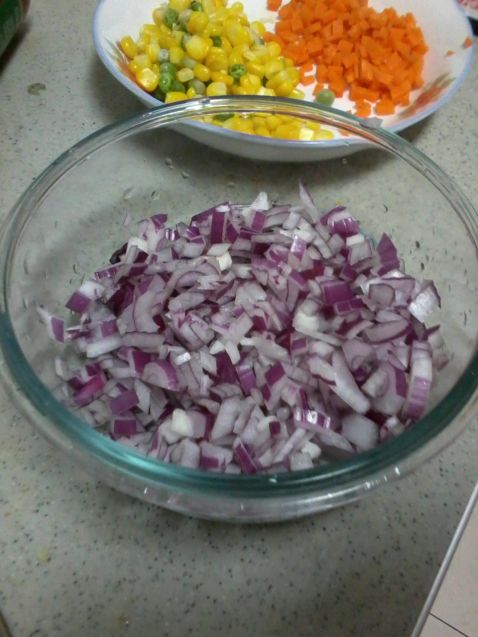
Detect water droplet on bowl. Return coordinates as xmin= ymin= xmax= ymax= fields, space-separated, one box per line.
xmin=165 ymin=157 xmax=173 ymax=168
xmin=123 ymin=187 xmax=134 ymax=200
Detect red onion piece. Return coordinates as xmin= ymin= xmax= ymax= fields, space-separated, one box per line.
xmin=46 ymin=187 xmax=447 ymax=473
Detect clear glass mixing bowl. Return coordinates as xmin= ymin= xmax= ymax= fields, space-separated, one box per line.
xmin=0 ymin=96 xmax=477 ymax=522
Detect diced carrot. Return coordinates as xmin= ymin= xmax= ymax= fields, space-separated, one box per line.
xmin=331 ymin=19 xmax=344 ymax=36
xmin=276 ymin=21 xmax=291 ymax=35
xmin=375 ymin=69 xmax=393 ymax=87
xmin=313 ymin=82 xmax=325 ymax=94
xmin=306 ymin=37 xmax=323 ymax=56
xmin=267 ymin=0 xmax=282 ymax=11
xmin=388 ymin=51 xmax=403 ymax=70
xmin=329 ymin=77 xmax=346 ymax=96
xmin=302 ymin=74 xmax=315 ymax=86
xmin=316 ymin=63 xmax=329 ymax=82
xmin=375 ymin=98 xmax=395 ymax=115
xmin=355 ymin=100 xmax=372 ymax=117
xmin=269 ymin=0 xmax=427 ymax=115
xmin=337 ymin=39 xmax=354 ymax=54
xmin=309 ymin=22 xmax=324 ymax=35
xmin=390 ymin=80 xmax=410 ymax=102
xmin=291 ymin=14 xmax=304 ymax=33
xmin=300 ymin=62 xmax=315 ymax=83
xmin=278 ymin=4 xmax=293 ymax=19
xmin=463 ymin=36 xmax=473 ymax=49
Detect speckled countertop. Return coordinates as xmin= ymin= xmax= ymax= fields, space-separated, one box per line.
xmin=0 ymin=2 xmax=477 ymax=636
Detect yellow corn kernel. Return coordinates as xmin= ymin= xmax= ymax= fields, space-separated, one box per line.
xmin=315 ymin=129 xmax=334 ymax=140
xmin=298 ymin=127 xmax=315 ymax=141
xmin=152 ymin=63 xmax=160 ymax=75
xmin=285 ymin=66 xmax=300 ymax=83
xmin=228 ymin=50 xmax=243 ymax=66
xmin=206 ymin=20 xmax=222 ymax=36
xmin=235 ymin=119 xmax=254 ymax=133
xmin=230 ymin=2 xmax=244 ymax=13
xmin=255 ymin=125 xmax=271 ymax=138
xmin=153 ymin=8 xmax=164 ymax=25
xmin=246 ymin=61 xmax=264 ymax=78
xmin=129 ymin=54 xmax=151 ymax=75
xmin=120 ymin=36 xmax=138 ymax=59
xmin=146 ymin=42 xmax=160 ymax=63
xmin=136 ymin=67 xmax=159 ymax=92
xmin=264 ymin=59 xmax=284 ymax=79
xmin=239 ymin=73 xmax=261 ymax=91
xmin=202 ymin=0 xmax=215 ymax=12
xmin=266 ymin=41 xmax=282 ymax=58
xmin=221 ymin=37 xmax=232 ymax=54
xmin=275 ymin=81 xmax=294 ymax=97
xmin=165 ymin=91 xmax=188 ymax=103
xmin=141 ymin=24 xmax=161 ymax=38
xmin=185 ymin=35 xmax=210 ymax=61
xmin=205 ymin=49 xmax=229 ymax=71
xmin=242 ymin=49 xmax=257 ymax=61
xmin=250 ymin=21 xmax=266 ymax=37
xmin=170 ymin=0 xmax=190 ymax=9
xmin=136 ymin=35 xmax=150 ymax=53
xmin=265 ymin=115 xmax=281 ymax=130
xmin=206 ymin=81 xmax=228 ymax=96
xmin=173 ymin=30 xmax=185 ymax=45
xmin=231 ymin=85 xmax=247 ymax=95
xmin=194 ymin=63 xmax=211 ymax=82
xmin=177 ymin=67 xmax=195 ymax=82
xmin=290 ymin=88 xmax=305 ymax=100
xmin=187 ymin=87 xmax=197 ymax=98
xmin=210 ymin=71 xmax=234 ymax=86
xmin=256 ymin=86 xmax=276 ymax=96
xmin=188 ymin=12 xmax=209 ymax=34
xmin=252 ymin=116 xmax=267 ymax=127
xmin=267 ymin=69 xmax=290 ymax=89
xmin=224 ymin=21 xmax=251 ymax=47
xmin=169 ymin=46 xmax=184 ymax=65
xmin=275 ymin=124 xmax=299 ymax=140
xmin=284 ymin=57 xmax=294 ymax=67
xmin=251 ymin=44 xmax=268 ymax=61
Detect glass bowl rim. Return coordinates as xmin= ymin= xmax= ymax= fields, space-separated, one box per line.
xmin=1 ymin=95 xmax=477 ymax=499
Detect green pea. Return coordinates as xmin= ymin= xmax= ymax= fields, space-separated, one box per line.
xmin=153 ymin=88 xmax=166 ymax=102
xmin=229 ymin=63 xmax=247 ymax=80
xmin=164 ymin=7 xmax=179 ymax=28
xmin=191 ymin=1 xmax=203 ymax=10
xmin=214 ymin=113 xmax=234 ymax=122
xmin=179 ymin=9 xmax=192 ymax=26
xmin=170 ymin=80 xmax=186 ymax=93
xmin=211 ymin=35 xmax=222 ymax=47
xmin=189 ymin=78 xmax=206 ymax=95
xmin=159 ymin=73 xmax=174 ymax=94
xmin=315 ymin=88 xmax=335 ymax=107
xmin=158 ymin=49 xmax=169 ymax=63
xmin=160 ymin=62 xmax=177 ymax=78
xmin=182 ymin=55 xmax=196 ymax=70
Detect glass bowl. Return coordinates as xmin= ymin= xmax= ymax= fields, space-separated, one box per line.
xmin=1 ymin=96 xmax=477 ymax=523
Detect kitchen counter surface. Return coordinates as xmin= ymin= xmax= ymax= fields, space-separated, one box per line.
xmin=0 ymin=2 xmax=477 ymax=636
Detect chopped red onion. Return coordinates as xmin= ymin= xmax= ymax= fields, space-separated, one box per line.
xmin=47 ymin=187 xmax=447 ymax=474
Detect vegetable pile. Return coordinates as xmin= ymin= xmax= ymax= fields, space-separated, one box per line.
xmin=42 ymin=186 xmax=447 ymax=474
xmin=117 ymin=0 xmax=429 ymax=137
xmin=266 ymin=0 xmax=428 ymax=117
xmin=120 ymin=0 xmax=303 ymax=102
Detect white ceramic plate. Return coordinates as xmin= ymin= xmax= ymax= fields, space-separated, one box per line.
xmin=93 ymin=0 xmax=474 ymax=161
